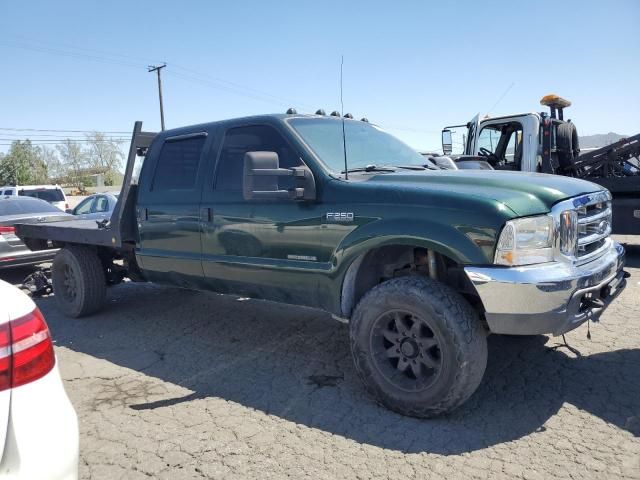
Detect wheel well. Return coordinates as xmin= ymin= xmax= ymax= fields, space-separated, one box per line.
xmin=341 ymin=244 xmax=481 ymax=318
xmin=54 ymin=243 xmax=141 ymax=284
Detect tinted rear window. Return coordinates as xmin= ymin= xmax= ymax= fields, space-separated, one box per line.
xmin=152 ymin=135 xmax=206 ymax=190
xmin=19 ymin=188 xmax=65 ymax=202
xmin=0 ymin=198 xmax=61 ymax=216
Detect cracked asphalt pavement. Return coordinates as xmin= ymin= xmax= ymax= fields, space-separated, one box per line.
xmin=2 ymin=243 xmax=639 ymax=479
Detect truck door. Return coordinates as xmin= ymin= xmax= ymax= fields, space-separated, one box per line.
xmin=473 ymin=114 xmax=540 ymax=171
xmin=200 ymin=123 xmax=333 ymax=307
xmin=136 ymin=132 xmax=211 ymax=287
xmin=465 ymin=114 xmax=481 ymax=155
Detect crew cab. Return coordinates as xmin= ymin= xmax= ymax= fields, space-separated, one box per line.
xmin=16 ymin=113 xmax=628 ymax=417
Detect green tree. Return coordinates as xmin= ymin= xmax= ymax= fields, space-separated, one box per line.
xmin=56 ymin=140 xmax=87 ymax=190
xmin=86 ymin=133 xmax=124 ymax=186
xmin=0 ymin=140 xmax=48 ymax=185
xmin=39 ymin=145 xmax=64 ymax=182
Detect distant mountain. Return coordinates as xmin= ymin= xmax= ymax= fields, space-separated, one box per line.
xmin=579 ymin=132 xmax=628 ymax=149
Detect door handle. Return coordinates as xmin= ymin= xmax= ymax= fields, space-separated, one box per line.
xmin=201 ymin=207 xmax=213 ymax=222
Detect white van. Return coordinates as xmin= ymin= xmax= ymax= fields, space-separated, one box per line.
xmin=0 ymin=185 xmax=68 ymax=211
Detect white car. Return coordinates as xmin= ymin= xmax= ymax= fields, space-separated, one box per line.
xmin=0 ymin=280 xmax=78 ymax=479
xmin=1 ymin=186 xmax=69 ymax=212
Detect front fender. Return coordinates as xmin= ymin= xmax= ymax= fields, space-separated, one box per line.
xmin=329 ymin=217 xmax=498 ymax=318
xmin=334 ymin=217 xmax=493 ymax=270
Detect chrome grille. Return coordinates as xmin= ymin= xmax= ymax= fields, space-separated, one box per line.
xmin=575 ymin=193 xmax=612 ymax=262
xmin=553 ymin=190 xmax=613 ymax=264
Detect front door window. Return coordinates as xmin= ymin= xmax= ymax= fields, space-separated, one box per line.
xmin=477 ymin=122 xmax=523 ymax=170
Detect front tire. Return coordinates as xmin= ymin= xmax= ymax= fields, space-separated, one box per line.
xmin=52 ymin=246 xmax=107 ymax=318
xmin=350 ymin=276 xmax=487 ymax=418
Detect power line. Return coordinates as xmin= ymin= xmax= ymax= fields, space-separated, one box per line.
xmin=0 ymin=127 xmax=130 ymax=133
xmin=6 ymin=35 xmax=310 ymax=109
xmin=0 ymin=133 xmax=130 ymax=139
xmin=169 ymin=64 xmax=315 ymax=110
xmin=2 ymin=38 xmax=440 ymax=138
xmin=0 ymin=139 xmax=129 ymax=145
xmin=487 ymin=82 xmax=515 ymax=114
xmin=166 ymin=70 xmax=306 ymax=109
xmin=1 ymin=39 xmax=310 ymax=110
xmin=0 ymin=41 xmax=143 ymax=69
xmin=0 ymin=138 xmax=131 ymax=144
xmin=5 ymin=34 xmax=163 ymax=65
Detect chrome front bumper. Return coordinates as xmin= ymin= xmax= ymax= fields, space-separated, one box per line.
xmin=465 ymin=240 xmax=627 ymax=336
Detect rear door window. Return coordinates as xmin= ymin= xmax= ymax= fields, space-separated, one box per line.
xmin=152 ymin=135 xmax=207 ymax=191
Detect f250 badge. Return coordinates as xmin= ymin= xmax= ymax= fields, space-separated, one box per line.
xmin=325 ymin=212 xmax=354 ymax=223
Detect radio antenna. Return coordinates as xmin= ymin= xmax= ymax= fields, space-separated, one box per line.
xmin=340 ymin=55 xmax=348 ymax=180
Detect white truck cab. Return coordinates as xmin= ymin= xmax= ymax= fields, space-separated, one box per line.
xmin=442 ymin=111 xmax=544 ymax=172
xmin=440 ymin=94 xmax=640 ymax=235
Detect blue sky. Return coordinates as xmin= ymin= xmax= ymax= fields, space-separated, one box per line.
xmin=1 ymin=0 xmax=639 ymax=153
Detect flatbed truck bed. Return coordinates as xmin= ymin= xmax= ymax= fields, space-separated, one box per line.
xmin=17 ymin=219 xmax=118 ymax=248
xmin=16 ymin=121 xmax=156 ymax=250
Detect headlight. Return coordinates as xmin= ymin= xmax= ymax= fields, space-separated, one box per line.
xmin=494 ymin=215 xmax=554 ymax=266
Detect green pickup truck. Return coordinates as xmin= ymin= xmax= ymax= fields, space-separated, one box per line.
xmin=17 ymin=113 xmax=628 ymax=417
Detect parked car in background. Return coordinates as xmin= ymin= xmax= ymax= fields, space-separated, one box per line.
xmin=0 ymin=279 xmax=79 ymax=479
xmin=67 ymin=192 xmax=118 ymax=221
xmin=1 ymin=185 xmax=68 ymax=212
xmin=0 ymin=197 xmax=70 ymax=269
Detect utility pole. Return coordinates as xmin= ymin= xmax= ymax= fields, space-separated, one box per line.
xmin=148 ymin=63 xmax=167 ymax=131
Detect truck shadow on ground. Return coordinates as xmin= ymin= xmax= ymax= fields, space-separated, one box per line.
xmin=34 ymin=281 xmax=640 ymax=455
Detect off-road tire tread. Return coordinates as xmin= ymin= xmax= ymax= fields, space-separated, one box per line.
xmin=350 ymin=276 xmax=487 ymax=418
xmin=52 ymin=245 xmax=107 ymax=317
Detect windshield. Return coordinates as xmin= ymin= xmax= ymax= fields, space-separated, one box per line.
xmin=288 ymin=118 xmax=429 ymax=173
xmin=19 ymin=188 xmax=64 ymax=202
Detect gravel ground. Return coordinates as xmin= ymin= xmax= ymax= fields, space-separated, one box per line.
xmin=2 ymin=243 xmax=639 ymax=479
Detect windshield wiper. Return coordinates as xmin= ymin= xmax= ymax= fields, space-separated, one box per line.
xmin=393 ymin=165 xmax=428 ymax=171
xmin=341 ymin=164 xmax=396 ymax=174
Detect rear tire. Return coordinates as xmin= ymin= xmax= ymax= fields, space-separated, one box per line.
xmin=349 ymin=276 xmax=487 ymax=418
xmin=52 ymin=246 xmax=107 ymax=318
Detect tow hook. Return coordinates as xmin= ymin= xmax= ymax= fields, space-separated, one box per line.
xmin=583 ymin=297 xmax=605 ymax=309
